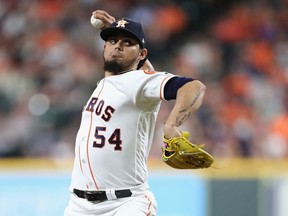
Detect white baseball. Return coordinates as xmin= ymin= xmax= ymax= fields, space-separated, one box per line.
xmin=90 ymin=15 xmax=104 ymax=29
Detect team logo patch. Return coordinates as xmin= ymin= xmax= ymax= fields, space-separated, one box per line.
xmin=116 ymin=19 xmax=129 ymax=28
xmin=144 ymin=70 xmax=156 ymax=74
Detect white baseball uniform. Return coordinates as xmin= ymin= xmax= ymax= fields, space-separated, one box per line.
xmin=65 ymin=69 xmax=176 ymax=216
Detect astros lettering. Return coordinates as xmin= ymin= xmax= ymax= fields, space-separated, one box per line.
xmin=85 ymin=97 xmax=115 ymax=122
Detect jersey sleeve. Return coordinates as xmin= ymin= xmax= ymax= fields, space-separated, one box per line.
xmin=163 ymin=76 xmax=195 ymax=100
xmin=141 ymin=71 xmax=176 ymax=101
xmin=125 ymin=70 xmax=176 ymax=109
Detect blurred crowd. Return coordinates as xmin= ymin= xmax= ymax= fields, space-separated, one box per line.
xmin=0 ymin=0 xmax=287 ymax=159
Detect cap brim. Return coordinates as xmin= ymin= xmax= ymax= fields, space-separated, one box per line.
xmin=100 ymin=27 xmax=143 ymax=48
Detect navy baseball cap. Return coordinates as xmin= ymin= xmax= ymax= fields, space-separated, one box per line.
xmin=100 ymin=18 xmax=146 ymax=48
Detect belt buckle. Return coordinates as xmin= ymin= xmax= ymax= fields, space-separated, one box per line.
xmin=84 ymin=191 xmax=106 ymax=203
xmin=83 ymin=191 xmax=90 ymax=200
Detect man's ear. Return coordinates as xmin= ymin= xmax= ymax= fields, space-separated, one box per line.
xmin=139 ymin=48 xmax=148 ymax=61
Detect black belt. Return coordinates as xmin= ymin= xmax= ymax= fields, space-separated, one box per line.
xmin=73 ymin=188 xmax=132 ymax=202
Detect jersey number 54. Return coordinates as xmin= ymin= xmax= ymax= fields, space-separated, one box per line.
xmin=93 ymin=126 xmax=122 ymax=151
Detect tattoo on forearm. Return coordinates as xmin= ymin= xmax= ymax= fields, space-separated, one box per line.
xmin=175 ymin=92 xmax=201 ymax=126
xmin=176 ymin=110 xmax=190 ymax=126
xmin=190 ymin=92 xmax=201 ymax=107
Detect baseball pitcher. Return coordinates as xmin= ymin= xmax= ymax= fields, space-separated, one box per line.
xmin=64 ymin=10 xmax=212 ymax=216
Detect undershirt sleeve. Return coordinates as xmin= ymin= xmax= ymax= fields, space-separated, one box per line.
xmin=164 ymin=76 xmax=195 ymax=100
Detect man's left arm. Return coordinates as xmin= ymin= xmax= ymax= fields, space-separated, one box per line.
xmin=163 ymin=80 xmax=206 ymax=138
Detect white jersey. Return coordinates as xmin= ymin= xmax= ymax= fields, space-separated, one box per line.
xmin=69 ymin=69 xmax=175 ymax=191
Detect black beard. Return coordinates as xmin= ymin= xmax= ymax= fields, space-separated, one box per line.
xmin=103 ymin=60 xmax=124 ymax=75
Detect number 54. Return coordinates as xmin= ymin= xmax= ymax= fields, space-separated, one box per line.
xmin=93 ymin=126 xmax=122 ymax=151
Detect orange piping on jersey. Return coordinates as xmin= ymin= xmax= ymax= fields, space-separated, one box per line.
xmin=86 ymin=78 xmax=106 ymax=190
xmin=145 ymin=194 xmax=152 ymax=216
xmin=78 ymin=144 xmax=84 ymax=174
xmin=160 ymin=75 xmax=174 ymax=100
xmin=86 ymin=111 xmax=99 ymax=190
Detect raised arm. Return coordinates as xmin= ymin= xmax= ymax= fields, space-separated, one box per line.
xmin=163 ymin=80 xmax=206 ymax=138
xmin=140 ymin=59 xmax=155 ymax=71
xmin=91 ymin=10 xmax=116 ymax=29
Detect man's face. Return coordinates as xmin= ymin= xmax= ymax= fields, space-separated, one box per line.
xmin=103 ymin=33 xmax=146 ymax=74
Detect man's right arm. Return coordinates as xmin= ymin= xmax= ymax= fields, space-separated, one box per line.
xmin=140 ymin=59 xmax=154 ymax=71
xmin=92 ymin=10 xmax=116 ymax=29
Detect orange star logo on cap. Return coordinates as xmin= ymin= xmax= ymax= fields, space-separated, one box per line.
xmin=116 ymin=19 xmax=129 ymax=28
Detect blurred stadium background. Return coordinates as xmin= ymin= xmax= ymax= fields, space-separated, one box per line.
xmin=0 ymin=0 xmax=288 ymax=215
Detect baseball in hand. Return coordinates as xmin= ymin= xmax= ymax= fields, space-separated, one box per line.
xmin=90 ymin=15 xmax=104 ymax=29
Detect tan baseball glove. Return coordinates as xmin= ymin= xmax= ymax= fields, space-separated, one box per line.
xmin=161 ymin=131 xmax=214 ymax=169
